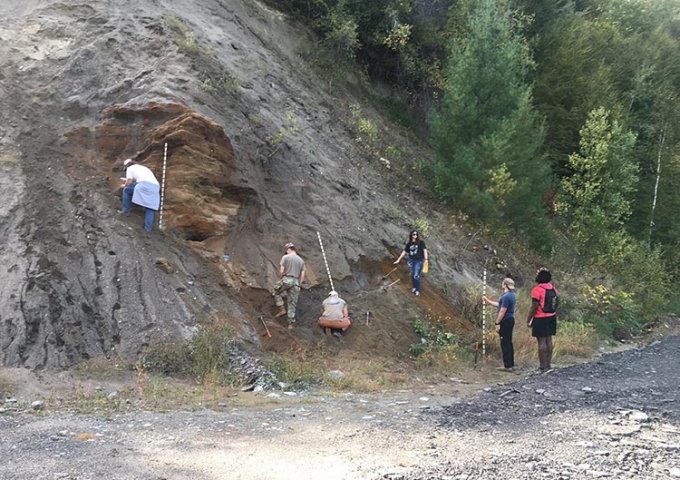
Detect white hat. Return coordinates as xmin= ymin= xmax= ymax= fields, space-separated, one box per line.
xmin=503 ymin=278 xmax=516 ymax=290
xmin=328 ymin=290 xmax=338 ymax=296
xmin=123 ymin=158 xmax=133 ymax=166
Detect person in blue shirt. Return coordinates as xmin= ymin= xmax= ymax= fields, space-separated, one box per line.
xmin=483 ymin=277 xmax=517 ymax=371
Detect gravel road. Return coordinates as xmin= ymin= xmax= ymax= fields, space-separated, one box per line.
xmin=1 ymin=336 xmax=678 ymax=480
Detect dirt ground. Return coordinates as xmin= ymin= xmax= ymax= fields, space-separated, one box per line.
xmin=0 ymin=333 xmax=678 ymax=480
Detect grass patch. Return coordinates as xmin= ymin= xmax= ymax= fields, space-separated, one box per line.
xmin=322 ymin=359 xmax=408 ymax=392
xmin=266 ymin=351 xmax=322 ymax=387
xmin=49 ymin=376 xmax=243 ymax=415
xmin=554 ymin=320 xmax=599 ymax=358
xmin=0 ymin=374 xmax=15 ymax=398
xmin=414 ymin=344 xmax=472 ymax=371
xmin=141 ymin=317 xmax=238 ymax=387
xmin=71 ymin=357 xmax=133 ymax=379
xmin=140 ymin=340 xmax=191 ymax=376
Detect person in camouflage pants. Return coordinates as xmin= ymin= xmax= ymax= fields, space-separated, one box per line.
xmin=274 ymin=242 xmax=306 ymax=328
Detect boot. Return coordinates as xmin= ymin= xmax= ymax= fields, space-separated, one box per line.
xmin=275 ymin=306 xmax=286 ymax=318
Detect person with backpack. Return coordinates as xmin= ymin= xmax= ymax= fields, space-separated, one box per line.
xmin=483 ymin=277 xmax=517 ymax=372
xmin=527 ymin=267 xmax=559 ymax=372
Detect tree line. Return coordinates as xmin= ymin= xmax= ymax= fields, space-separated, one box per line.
xmin=273 ymin=0 xmax=680 ymax=335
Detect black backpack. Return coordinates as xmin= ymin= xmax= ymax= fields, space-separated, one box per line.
xmin=542 ymin=287 xmax=559 ymax=314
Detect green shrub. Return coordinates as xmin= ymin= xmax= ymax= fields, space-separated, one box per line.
xmin=141 ymin=319 xmax=235 ymax=385
xmin=358 ymin=118 xmax=378 ymax=143
xmin=382 ymin=202 xmax=403 ymax=222
xmin=141 ymin=340 xmax=192 ymax=376
xmin=409 ymin=317 xmax=459 ymax=358
xmin=574 ymin=283 xmax=642 ymax=340
xmin=267 ymin=353 xmax=322 ymax=386
xmin=412 ymin=217 xmax=430 ymax=237
xmin=189 ymin=320 xmax=234 ymax=383
xmin=554 ymin=320 xmax=599 ymax=357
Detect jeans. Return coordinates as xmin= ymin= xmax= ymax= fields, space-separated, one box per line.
xmin=122 ymin=183 xmax=155 ymax=232
xmin=407 ymin=258 xmax=423 ymax=292
xmin=499 ymin=317 xmax=515 ymax=368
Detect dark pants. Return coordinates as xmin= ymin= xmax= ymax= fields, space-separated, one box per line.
xmin=499 ymin=317 xmax=515 ymax=368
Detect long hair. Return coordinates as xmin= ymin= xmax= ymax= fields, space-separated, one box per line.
xmin=408 ymin=230 xmax=420 ymax=245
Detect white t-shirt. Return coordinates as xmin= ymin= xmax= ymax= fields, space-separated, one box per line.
xmin=126 ymin=164 xmax=159 ymax=185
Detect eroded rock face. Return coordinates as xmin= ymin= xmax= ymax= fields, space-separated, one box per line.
xmin=96 ymin=102 xmax=253 ymax=244
xmin=0 ymin=0 xmax=466 ymax=371
xmin=0 ymin=96 xmax=262 ymax=368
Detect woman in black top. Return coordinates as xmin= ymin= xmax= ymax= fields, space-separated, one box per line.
xmin=393 ymin=230 xmax=429 ymax=296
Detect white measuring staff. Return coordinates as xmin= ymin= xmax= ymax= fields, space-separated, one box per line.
xmin=482 ymin=268 xmax=487 ymax=357
xmin=316 ymin=231 xmax=335 ymax=292
xmin=159 ymin=142 xmax=168 ymax=230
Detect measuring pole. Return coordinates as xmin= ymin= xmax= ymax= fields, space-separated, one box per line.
xmin=482 ymin=268 xmax=487 ymax=357
xmin=316 ymin=231 xmax=335 ymax=292
xmin=159 ymin=142 xmax=168 ymax=230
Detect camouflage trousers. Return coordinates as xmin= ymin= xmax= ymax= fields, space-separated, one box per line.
xmin=273 ymin=276 xmax=300 ymax=322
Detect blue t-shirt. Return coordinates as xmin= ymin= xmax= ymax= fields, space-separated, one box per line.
xmin=498 ymin=291 xmax=516 ymax=321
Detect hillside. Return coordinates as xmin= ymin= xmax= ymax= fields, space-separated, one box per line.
xmin=0 ymin=0 xmax=529 ymax=374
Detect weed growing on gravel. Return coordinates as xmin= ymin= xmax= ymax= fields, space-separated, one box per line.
xmin=322 ymin=360 xmax=399 ymax=392
xmin=71 ymin=357 xmax=133 ymax=379
xmin=0 ymin=374 xmax=14 ymax=399
xmin=348 ymin=103 xmax=381 ymax=158
xmin=410 ymin=317 xmax=459 ymax=359
xmin=384 ymin=144 xmax=403 ymax=162
xmin=267 ymin=352 xmax=323 ymax=387
xmin=52 ymin=376 xmax=242 ymax=414
xmin=140 ymin=319 xmax=237 ymax=386
xmin=265 ymin=110 xmax=300 ymax=157
xmin=52 ymin=384 xmax=136 ymax=415
xmin=141 ymin=340 xmax=192 ymax=376
xmin=383 ymin=201 xmax=403 ymax=222
xmin=554 ymin=321 xmax=598 ymax=358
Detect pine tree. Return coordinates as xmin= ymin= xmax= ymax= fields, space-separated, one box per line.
xmin=429 ymin=0 xmax=549 ymax=244
xmin=557 ymin=107 xmax=638 ymax=262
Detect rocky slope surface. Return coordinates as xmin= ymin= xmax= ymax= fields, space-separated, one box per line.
xmin=0 ymin=0 xmax=495 ymax=370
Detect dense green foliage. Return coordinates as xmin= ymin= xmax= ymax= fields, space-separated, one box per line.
xmin=556 ymin=107 xmax=638 ymax=261
xmin=429 ymin=0 xmax=551 ymax=248
xmin=275 ymin=0 xmax=680 ymax=334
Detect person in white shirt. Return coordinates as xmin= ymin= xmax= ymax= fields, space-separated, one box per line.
xmin=121 ymin=159 xmax=160 ymax=232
